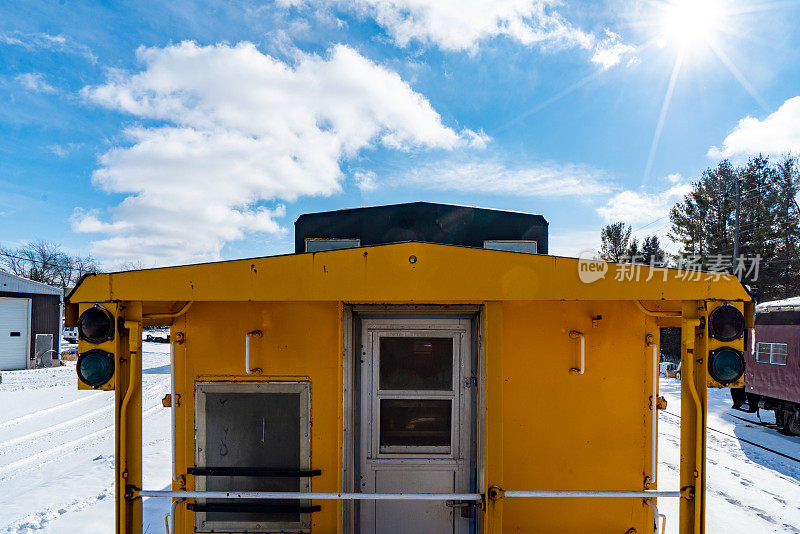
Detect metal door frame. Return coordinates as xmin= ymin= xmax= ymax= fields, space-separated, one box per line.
xmin=341 ymin=306 xmax=484 ymax=534
xmin=194 ymin=381 xmax=312 ymax=533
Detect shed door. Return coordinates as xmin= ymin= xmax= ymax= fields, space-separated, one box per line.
xmin=358 ymin=318 xmax=473 ymax=534
xmin=0 ymin=297 xmax=30 ymax=371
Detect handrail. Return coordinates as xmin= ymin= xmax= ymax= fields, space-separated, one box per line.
xmin=569 ymin=331 xmax=584 ymax=375
xmin=170 ymin=337 xmax=179 ymax=484
xmin=145 ymin=488 xmax=680 ymax=533
xmin=165 ymin=497 xmax=184 ymax=534
xmin=500 ymin=490 xmax=680 ymax=498
xmin=143 ymin=302 xmax=192 ymax=319
xmin=635 ymin=301 xmax=681 ymax=317
xmin=646 ymin=334 xmax=658 ymax=486
xmin=245 ymin=330 xmax=263 ymax=375
xmin=645 ymin=498 xmax=667 ymax=534
xmin=142 ymin=490 xmax=482 ymax=500
xmin=139 ymin=489 xmax=681 ymax=500
xmin=120 ymin=320 xmax=140 ymax=532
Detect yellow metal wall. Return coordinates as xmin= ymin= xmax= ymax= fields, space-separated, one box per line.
xmin=173 ymin=301 xmax=343 ymax=533
xmin=169 ymin=299 xmax=659 ymax=533
xmin=496 ymin=301 xmax=657 ymax=533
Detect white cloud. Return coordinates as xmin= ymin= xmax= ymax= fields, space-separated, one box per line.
xmin=709 ymin=96 xmax=800 ymax=158
xmin=397 ymin=160 xmax=612 ymax=196
xmin=286 ymin=0 xmax=634 ymax=65
xmin=0 ymin=31 xmax=96 ymax=62
xmin=353 ymin=170 xmax=378 ymax=191
xmin=593 ymin=175 xmax=692 ymax=257
xmin=548 ymin=229 xmax=602 ymax=258
xmin=597 ymin=178 xmax=691 ymax=226
xmin=47 ymin=143 xmax=81 ymax=157
xmin=77 ymin=41 xmax=483 ymax=266
xmin=590 ymin=30 xmax=637 ymax=70
xmin=16 ymin=73 xmax=56 ymax=94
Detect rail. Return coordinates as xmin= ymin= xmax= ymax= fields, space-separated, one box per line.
xmin=144 ymin=489 xmax=681 ymax=534
xmin=245 ymin=330 xmax=263 ymax=375
xmin=569 ymin=330 xmax=585 ymax=374
xmin=647 ymin=334 xmax=658 ymax=486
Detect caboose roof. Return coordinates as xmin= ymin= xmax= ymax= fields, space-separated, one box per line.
xmin=68 ymin=243 xmax=750 ymax=317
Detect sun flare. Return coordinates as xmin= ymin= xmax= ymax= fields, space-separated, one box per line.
xmin=659 ymin=0 xmax=723 ymax=48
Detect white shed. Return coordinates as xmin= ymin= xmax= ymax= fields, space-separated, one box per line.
xmin=0 ymin=272 xmax=62 ymax=370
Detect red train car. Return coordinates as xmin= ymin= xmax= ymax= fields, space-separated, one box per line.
xmin=733 ymin=298 xmax=800 ymax=434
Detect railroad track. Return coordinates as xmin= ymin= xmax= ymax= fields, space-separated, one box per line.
xmin=662 ymin=410 xmax=800 ymax=464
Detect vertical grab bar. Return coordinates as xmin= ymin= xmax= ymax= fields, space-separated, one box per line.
xmin=645 ymin=499 xmax=666 ymax=534
xmin=569 ymin=331 xmax=584 ymax=375
xmin=647 ymin=335 xmax=658 ymax=486
xmin=246 ymin=330 xmax=263 ymax=375
xmin=170 ymin=339 xmax=177 ymax=482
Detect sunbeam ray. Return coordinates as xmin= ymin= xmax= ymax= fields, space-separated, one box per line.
xmin=707 ymin=39 xmax=770 ymax=112
xmin=492 ymin=69 xmax=606 ymax=135
xmin=643 ymin=47 xmax=685 ymax=184
xmin=493 ymin=38 xmax=660 ymax=135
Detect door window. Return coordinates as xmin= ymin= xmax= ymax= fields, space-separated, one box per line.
xmin=379 ymin=337 xmax=453 ymax=390
xmin=374 ymin=334 xmax=457 ymax=455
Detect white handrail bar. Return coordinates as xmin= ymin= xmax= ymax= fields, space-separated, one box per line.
xmin=645 ymin=498 xmax=667 ymax=534
xmin=569 ymin=331 xmax=584 ymax=375
xmin=647 ymin=338 xmax=658 ymax=486
xmin=144 ymin=490 xmax=481 ymax=500
xmin=245 ymin=330 xmax=262 ymax=375
xmin=166 ymin=497 xmax=184 ymax=534
xmin=501 ymin=490 xmax=680 ymax=498
xmin=140 ymin=489 xmax=681 ymax=500
xmin=170 ymin=340 xmax=177 ymax=482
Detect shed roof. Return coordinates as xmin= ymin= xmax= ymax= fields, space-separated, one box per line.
xmin=68 ymin=243 xmax=749 ymax=306
xmin=0 ymin=271 xmax=62 ymax=296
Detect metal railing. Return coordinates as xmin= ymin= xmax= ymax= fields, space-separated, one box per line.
xmin=144 ymin=489 xmax=680 ymax=534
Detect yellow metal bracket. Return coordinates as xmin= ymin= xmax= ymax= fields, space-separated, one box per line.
xmin=487 ymin=485 xmax=505 ymax=501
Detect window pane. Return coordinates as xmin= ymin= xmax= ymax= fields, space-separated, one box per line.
xmin=379 ymin=337 xmax=453 ymax=390
xmin=755 ymin=343 xmax=770 ymax=363
xmin=771 ymin=343 xmax=788 ymax=365
xmin=379 ymin=399 xmax=451 ymax=448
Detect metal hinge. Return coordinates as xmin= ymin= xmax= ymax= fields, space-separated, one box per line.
xmin=649 ymin=395 xmax=667 ymax=410
xmin=162 ymin=393 xmax=181 ymax=407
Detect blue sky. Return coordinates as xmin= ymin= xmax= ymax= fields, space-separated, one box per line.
xmin=1 ymin=0 xmax=799 ymax=266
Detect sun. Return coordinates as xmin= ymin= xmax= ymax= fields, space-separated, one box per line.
xmin=658 ymin=0 xmax=724 ymax=48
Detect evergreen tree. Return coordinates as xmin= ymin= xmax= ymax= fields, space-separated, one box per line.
xmin=626 ymin=238 xmax=640 ymax=261
xmin=641 ymin=235 xmax=665 ymax=265
xmin=668 ymin=155 xmax=800 ymax=301
xmin=773 ymin=156 xmax=800 ymax=299
xmin=600 ymin=222 xmax=632 ymax=262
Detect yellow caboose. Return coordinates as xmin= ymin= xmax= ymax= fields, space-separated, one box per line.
xmin=66 ymin=202 xmax=752 ymax=534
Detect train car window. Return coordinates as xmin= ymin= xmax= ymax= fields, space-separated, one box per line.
xmin=195 ymin=382 xmax=311 ymax=533
xmin=379 ymin=337 xmax=453 ymax=390
xmin=755 ymin=342 xmax=788 ymax=365
xmin=305 ymin=238 xmax=360 ymax=252
xmin=483 ymin=239 xmax=538 ymax=254
xmin=379 ymin=399 xmax=452 ymax=450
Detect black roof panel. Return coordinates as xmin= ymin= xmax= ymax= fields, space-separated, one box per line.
xmin=294 ymin=202 xmax=548 ymax=253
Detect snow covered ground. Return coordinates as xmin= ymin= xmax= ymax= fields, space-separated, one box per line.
xmin=0 ymin=348 xmax=799 ymax=533
xmin=658 ymin=379 xmax=800 ymax=533
xmin=0 ymin=342 xmax=172 ymax=533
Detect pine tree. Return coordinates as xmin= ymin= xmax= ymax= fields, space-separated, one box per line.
xmin=641 ymin=235 xmax=665 ymax=265
xmin=667 ymin=155 xmax=800 ymax=301
xmin=600 ymin=222 xmax=632 ymax=262
xmin=773 ymin=156 xmax=800 ymax=299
